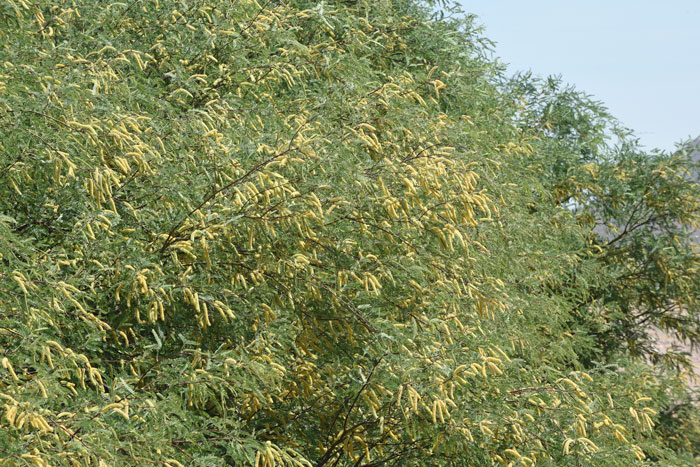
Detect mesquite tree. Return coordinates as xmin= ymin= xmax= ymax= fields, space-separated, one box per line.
xmin=1 ymin=1 xmax=698 ymax=465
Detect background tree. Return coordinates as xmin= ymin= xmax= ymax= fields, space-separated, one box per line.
xmin=505 ymin=73 xmax=700 ymax=370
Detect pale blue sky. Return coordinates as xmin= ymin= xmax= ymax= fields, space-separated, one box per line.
xmin=459 ymin=1 xmax=700 ymax=152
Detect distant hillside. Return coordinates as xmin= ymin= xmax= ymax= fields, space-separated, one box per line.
xmin=684 ymin=136 xmax=700 ymax=242
xmin=688 ymin=136 xmax=700 ymax=164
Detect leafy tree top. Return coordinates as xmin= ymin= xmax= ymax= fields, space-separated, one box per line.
xmin=1 ymin=0 xmax=698 ymax=465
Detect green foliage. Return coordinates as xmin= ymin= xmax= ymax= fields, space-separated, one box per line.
xmin=0 ymin=1 xmax=698 ymax=466
xmin=507 ymin=74 xmax=700 ymax=370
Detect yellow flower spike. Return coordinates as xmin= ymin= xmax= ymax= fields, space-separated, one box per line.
xmin=629 ymin=407 xmax=640 ymax=424
xmin=36 ymin=380 xmax=48 ymax=399
xmin=1 ymin=358 xmax=18 ymax=381
xmin=562 ymin=438 xmax=574 ymax=455
xmin=5 ymin=405 xmax=18 ymax=426
xmin=578 ymin=438 xmax=599 ymax=453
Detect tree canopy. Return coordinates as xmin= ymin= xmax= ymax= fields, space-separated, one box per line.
xmin=1 ymin=0 xmax=699 ymax=465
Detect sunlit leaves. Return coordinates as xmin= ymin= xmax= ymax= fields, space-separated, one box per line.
xmin=0 ymin=0 xmax=698 ymax=466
